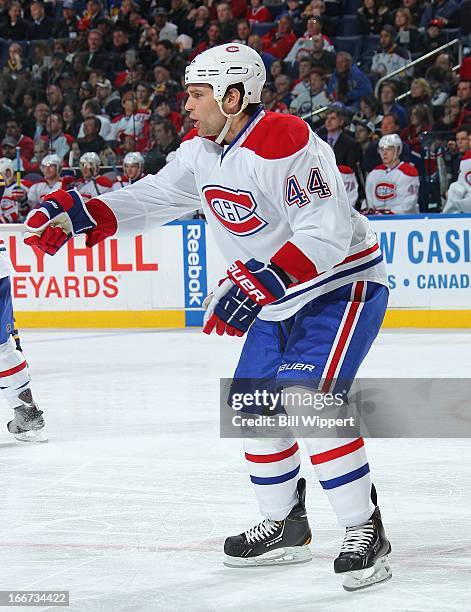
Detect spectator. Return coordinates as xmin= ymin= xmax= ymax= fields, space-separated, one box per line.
xmin=352 ymin=96 xmax=383 ymax=134
xmin=426 ymin=67 xmax=453 ymax=106
xmin=29 ymin=139 xmax=48 ymax=172
xmin=290 ymin=69 xmax=330 ymax=116
xmin=153 ymin=66 xmax=181 ymax=106
xmin=399 ymin=0 xmax=422 ymax=26
xmin=110 ymin=26 xmax=132 ymax=68
xmin=234 ymin=19 xmax=251 ymax=44
xmin=371 ymin=26 xmax=410 ymax=80
xmin=408 ymin=78 xmax=433 ymax=107
xmin=401 ymin=104 xmax=433 ymax=153
xmin=1 ymin=136 xmax=26 ymax=170
xmin=149 ymin=118 xmax=181 ymax=160
xmin=45 ymin=113 xmax=70 ymax=161
xmin=327 ymin=52 xmax=372 ymax=112
xmin=77 ymin=116 xmax=106 ymax=155
xmin=152 ymin=96 xmax=183 ymax=132
xmin=274 ymin=74 xmax=293 ymax=107
xmin=153 ymin=8 xmax=178 ymax=43
xmin=301 ymin=0 xmax=337 ymax=38
xmin=246 ymin=0 xmax=272 ymax=24
xmin=62 ymin=104 xmax=81 ymax=139
xmin=135 ymin=82 xmax=153 ymax=112
xmin=447 ymin=127 xmax=471 ymax=181
xmin=216 ymin=2 xmax=237 ymax=42
xmin=189 ymin=21 xmax=223 ymax=61
xmin=17 ymin=92 xmax=36 ymax=127
xmin=168 ymin=0 xmax=191 ymax=32
xmin=261 ymin=82 xmax=289 ymax=113
xmin=318 ymin=108 xmax=363 ymax=170
xmin=0 ymin=1 xmax=28 ymax=40
xmin=357 ymin=0 xmax=389 ymax=36
xmin=303 ymin=34 xmax=336 ymax=75
xmin=47 ymin=53 xmax=73 ymax=89
xmin=457 ymin=81 xmax=471 ymax=128
xmin=25 ymin=102 xmax=49 ymax=142
xmin=81 ymin=29 xmax=110 ymax=73
xmin=262 ymin=15 xmax=297 ymax=60
xmin=111 ymin=91 xmax=151 ymax=150
xmin=4 ymin=118 xmax=34 ymax=160
xmin=394 ymin=8 xmax=420 ymax=52
xmin=420 ymin=0 xmax=460 ymax=28
xmin=4 ymin=41 xmax=27 ymax=85
xmin=354 ymin=120 xmax=375 ymax=155
xmin=154 ymin=40 xmax=187 ymax=80
xmin=180 ymin=5 xmax=210 ymax=47
xmin=96 ymin=79 xmax=122 ymax=119
xmin=279 ymin=0 xmax=303 ymax=22
xmin=378 ymin=81 xmax=408 ymax=129
xmin=248 ymin=34 xmax=276 ymax=72
xmin=54 ymin=1 xmax=79 ymax=39
xmin=46 ymin=85 xmax=65 ymax=115
xmin=30 ymin=41 xmax=50 ymax=87
xmin=27 ymin=1 xmax=54 ymax=40
xmin=363 ymin=112 xmax=414 ymax=172
xmin=420 ymin=19 xmax=447 ymax=58
xmin=286 ymin=18 xmax=331 ymax=64
xmin=78 ymin=98 xmax=112 ymax=140
xmin=86 ymin=0 xmax=106 ymax=29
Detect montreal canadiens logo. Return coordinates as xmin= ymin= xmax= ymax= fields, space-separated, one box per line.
xmin=226 ymin=45 xmax=239 ymax=53
xmin=202 ymin=185 xmax=268 ymax=236
xmin=465 ymin=170 xmax=471 ymax=187
xmin=375 ymin=182 xmax=396 ymax=200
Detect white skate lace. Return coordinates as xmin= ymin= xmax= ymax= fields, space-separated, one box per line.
xmin=340 ymin=519 xmax=375 ymax=554
xmin=245 ymin=519 xmax=280 ymax=544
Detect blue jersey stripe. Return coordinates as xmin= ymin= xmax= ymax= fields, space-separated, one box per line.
xmin=250 ymin=465 xmax=300 ymax=486
xmin=275 ymin=255 xmax=383 ymax=306
xmin=0 ymin=248 xmax=6 ymax=252
xmin=319 ymin=463 xmax=370 ymax=490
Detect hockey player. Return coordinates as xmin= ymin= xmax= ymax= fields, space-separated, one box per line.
xmin=27 ymin=154 xmax=65 ymax=212
xmin=338 ymin=165 xmax=359 ymax=209
xmin=443 ymin=150 xmax=471 ymax=213
xmin=0 ymin=185 xmax=46 ymax=442
xmin=0 ymin=157 xmax=30 ymax=223
xmin=365 ymin=134 xmax=419 ymax=214
xmin=23 ymin=44 xmax=391 ymax=591
xmin=112 ymin=152 xmax=145 ymax=191
xmin=76 ymin=153 xmax=113 ymax=201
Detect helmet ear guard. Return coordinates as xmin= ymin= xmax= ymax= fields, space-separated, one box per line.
xmin=185 ymin=43 xmax=266 ymax=144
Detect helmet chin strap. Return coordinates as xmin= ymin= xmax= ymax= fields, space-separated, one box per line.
xmin=215 ymin=97 xmax=249 ymax=145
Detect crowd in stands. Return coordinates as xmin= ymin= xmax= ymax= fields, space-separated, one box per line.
xmin=0 ymin=0 xmax=470 ymax=220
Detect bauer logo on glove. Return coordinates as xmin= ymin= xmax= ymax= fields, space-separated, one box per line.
xmin=24 ymin=188 xmax=97 ymax=255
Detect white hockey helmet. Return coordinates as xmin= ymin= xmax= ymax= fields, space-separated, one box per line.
xmin=378 ymin=133 xmax=403 ymax=155
xmin=80 ymin=152 xmax=100 ymax=175
xmin=41 ymin=153 xmax=62 ymax=173
xmin=0 ymin=157 xmax=14 ymax=180
xmin=123 ymin=151 xmax=144 ymax=172
xmin=185 ymin=43 xmax=266 ymax=143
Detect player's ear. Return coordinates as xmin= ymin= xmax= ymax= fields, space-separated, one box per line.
xmin=223 ymin=86 xmax=242 ymax=113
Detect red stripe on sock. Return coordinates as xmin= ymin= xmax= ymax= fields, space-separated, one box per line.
xmin=310 ymin=437 xmax=364 ymax=465
xmin=245 ymin=441 xmax=299 ymax=463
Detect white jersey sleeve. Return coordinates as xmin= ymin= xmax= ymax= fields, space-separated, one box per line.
xmin=97 ymin=140 xmax=201 ymax=236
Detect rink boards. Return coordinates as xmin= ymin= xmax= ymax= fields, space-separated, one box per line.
xmin=1 ymin=215 xmax=471 ymax=329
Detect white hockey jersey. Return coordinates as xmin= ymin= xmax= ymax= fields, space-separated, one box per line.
xmin=443 ymin=151 xmax=471 ymax=213
xmin=338 ymin=165 xmax=359 ymax=209
xmin=28 ymin=179 xmax=64 ymax=209
xmin=94 ymin=110 xmax=388 ymax=321
xmin=365 ymin=162 xmax=419 ymax=214
xmin=77 ymin=176 xmax=113 ymax=201
xmin=1 ymin=181 xmax=30 ymax=223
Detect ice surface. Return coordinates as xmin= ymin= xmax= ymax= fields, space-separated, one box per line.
xmin=0 ymin=329 xmax=470 ymax=611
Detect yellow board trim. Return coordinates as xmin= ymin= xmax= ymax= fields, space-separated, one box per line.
xmin=12 ymin=309 xmax=471 ymax=329
xmin=14 ymin=311 xmax=186 ymax=328
xmin=383 ymin=310 xmax=471 ymax=328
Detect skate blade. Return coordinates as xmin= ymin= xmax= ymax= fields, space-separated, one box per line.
xmin=13 ymin=429 xmax=48 ymax=443
xmin=342 ymin=555 xmax=392 ymax=592
xmin=224 ymin=545 xmax=312 ymax=568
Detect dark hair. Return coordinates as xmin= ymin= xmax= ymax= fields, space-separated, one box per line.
xmin=84 ymin=99 xmax=101 ymax=114
xmin=382 ymin=112 xmax=400 ymax=126
xmin=157 ymin=39 xmax=174 ymax=51
xmin=85 ymin=115 xmax=101 ymax=131
xmin=225 ymin=82 xmax=261 ymax=116
xmin=380 ymin=81 xmax=398 ymax=95
xmin=157 ymin=118 xmax=177 ymax=137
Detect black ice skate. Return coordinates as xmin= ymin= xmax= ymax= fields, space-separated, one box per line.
xmin=224 ymin=478 xmax=312 ymax=567
xmin=334 ymin=486 xmax=391 ymax=591
xmin=7 ymin=389 xmax=47 ymax=443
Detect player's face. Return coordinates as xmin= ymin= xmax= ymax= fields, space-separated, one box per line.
xmin=379 ymin=146 xmax=397 ymax=166
xmin=185 ymin=85 xmax=226 ymax=137
xmin=43 ymin=164 xmax=58 ymax=181
xmin=124 ymin=163 xmax=141 ymax=180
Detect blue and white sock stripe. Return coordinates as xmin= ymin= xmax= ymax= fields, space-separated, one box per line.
xmin=319 ymin=463 xmax=370 ymax=490
xmin=245 ymin=440 xmax=301 ymax=486
xmin=250 ymin=465 xmax=300 ymax=486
